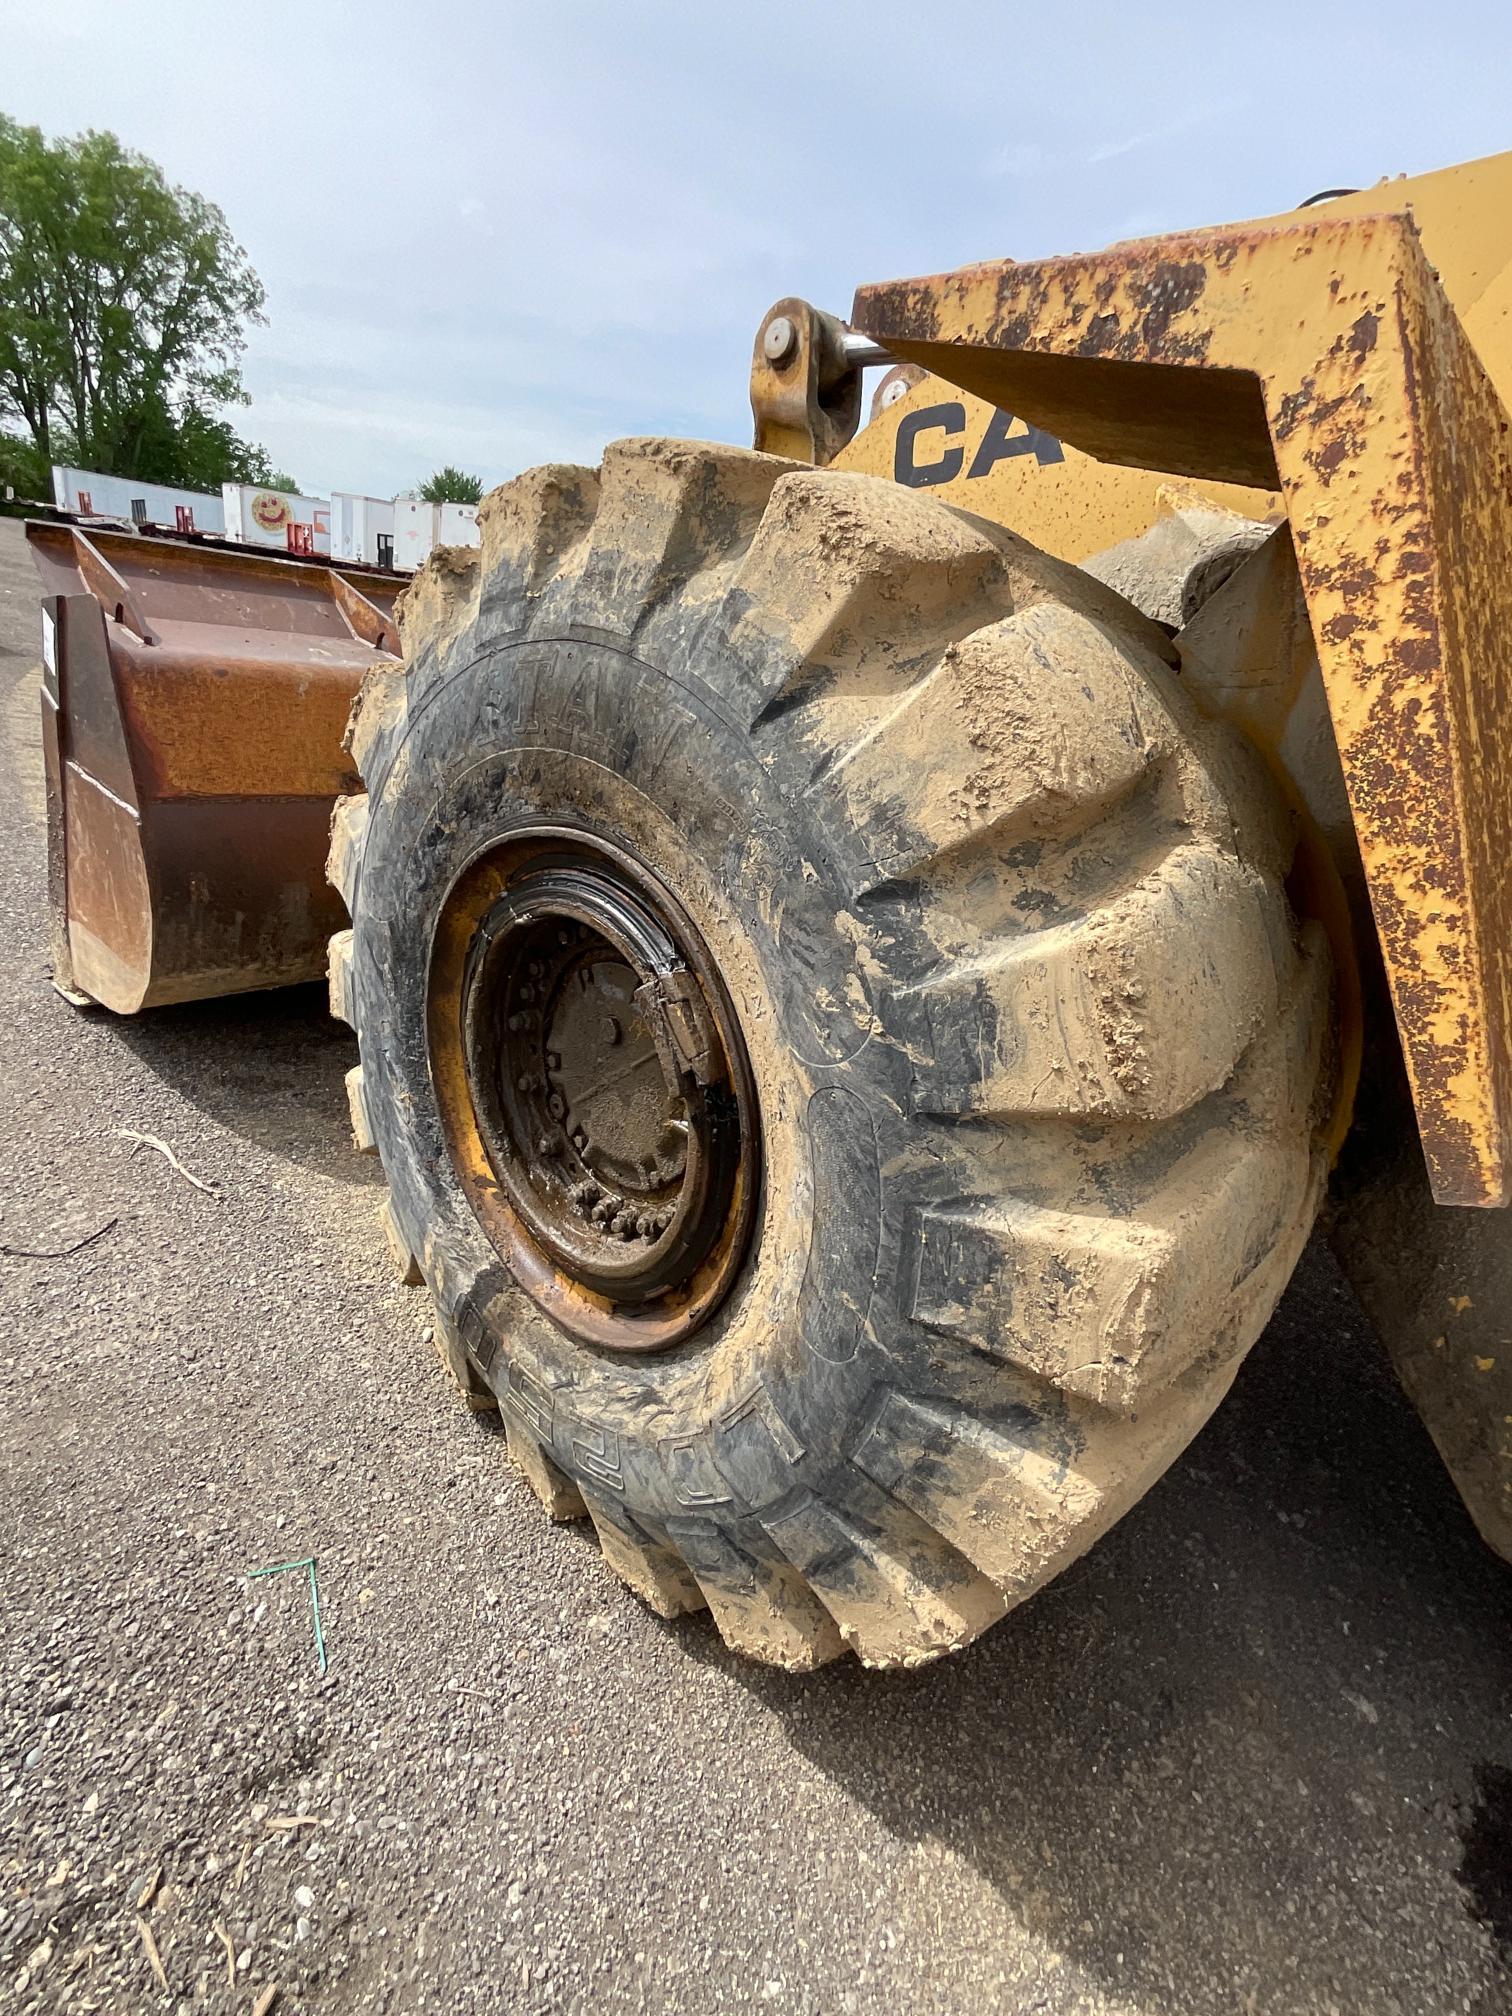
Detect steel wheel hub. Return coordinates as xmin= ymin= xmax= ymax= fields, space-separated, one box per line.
xmin=429 ymin=831 xmax=759 ymax=1353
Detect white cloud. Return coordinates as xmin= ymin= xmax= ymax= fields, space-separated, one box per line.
xmin=984 ymin=141 xmax=1053 ymax=179
xmin=1087 ymin=128 xmax=1163 ymax=166
xmin=1088 ymin=99 xmax=1245 ymax=168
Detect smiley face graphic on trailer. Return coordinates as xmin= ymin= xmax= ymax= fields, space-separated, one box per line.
xmin=250 ymin=491 xmax=291 ymax=533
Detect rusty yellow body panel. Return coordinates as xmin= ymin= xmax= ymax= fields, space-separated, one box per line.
xmin=1235 ymin=154 xmax=1512 ymax=404
xmin=832 ymin=377 xmax=1278 ymax=565
xmin=851 ymin=163 xmax=1512 ymax=1211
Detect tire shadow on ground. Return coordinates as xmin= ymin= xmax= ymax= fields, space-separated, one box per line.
xmin=108 ymin=981 xmax=382 ymax=1187
xmin=683 ymin=1240 xmax=1512 ymax=2014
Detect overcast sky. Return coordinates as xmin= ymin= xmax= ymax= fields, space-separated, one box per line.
xmin=7 ymin=1 xmax=1511 ymax=498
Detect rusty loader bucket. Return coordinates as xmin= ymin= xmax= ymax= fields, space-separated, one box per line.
xmin=29 ymin=523 xmax=403 ymax=1012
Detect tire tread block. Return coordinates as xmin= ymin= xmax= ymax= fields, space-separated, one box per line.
xmin=476 ymin=462 xmax=602 ymax=630
xmin=903 ymin=843 xmax=1294 ymax=1123
xmin=328 ymin=928 xmax=355 ymax=1027
xmin=395 ymin=541 xmax=481 ymax=668
xmin=476 ymin=441 xmax=790 ymax=649
xmin=379 ymin=1194 xmax=423 ymax=1285
xmin=760 ymin=1491 xmax=1006 ymax=1668
xmin=851 ymin=1384 xmax=1209 ymax=1606
xmin=326 ymin=791 xmax=369 ymax=915
xmin=908 ymin=1119 xmax=1314 ymax=1409
xmin=345 ymin=1063 xmax=376 ymax=1154
xmin=581 ymin=1490 xmax=709 ymax=1619
xmin=567 ymin=439 xmax=791 ymax=642
xmin=430 ymin=1300 xmax=499 ymax=1413
xmin=719 ymin=469 xmax=1014 ymax=729
xmin=505 ymin=1421 xmax=589 ymax=1522
xmin=665 ymin=1518 xmax=844 ymax=1669
xmin=818 ymin=602 xmax=1165 ymax=888
xmin=346 ymin=665 xmax=410 ymax=788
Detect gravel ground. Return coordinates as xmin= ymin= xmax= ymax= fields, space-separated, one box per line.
xmin=1 ymin=512 xmax=1510 ymax=2016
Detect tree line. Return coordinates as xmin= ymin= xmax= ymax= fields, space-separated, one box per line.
xmin=0 ymin=114 xmax=485 ymax=509
xmin=0 ymin=114 xmax=295 ymax=497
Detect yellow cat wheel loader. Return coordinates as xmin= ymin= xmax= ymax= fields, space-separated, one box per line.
xmin=35 ymin=149 xmax=1512 ymax=1667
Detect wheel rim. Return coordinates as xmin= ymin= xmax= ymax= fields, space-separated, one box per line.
xmin=428 ymin=828 xmax=759 ymax=1353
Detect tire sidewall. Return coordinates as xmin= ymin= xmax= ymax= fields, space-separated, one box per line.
xmin=353 ymin=624 xmax=955 ymax=1528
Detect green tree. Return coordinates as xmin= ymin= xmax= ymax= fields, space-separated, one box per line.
xmin=418 ymin=465 xmax=483 ymax=504
xmin=0 ymin=426 xmax=55 ymax=498
xmin=0 ymin=114 xmax=270 ymax=477
xmin=128 ymin=389 xmax=295 ymax=492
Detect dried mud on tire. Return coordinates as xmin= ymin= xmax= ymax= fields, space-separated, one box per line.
xmin=328 ymin=439 xmax=1335 ymax=1669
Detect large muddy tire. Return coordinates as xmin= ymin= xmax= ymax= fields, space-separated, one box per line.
xmin=328 ymin=440 xmax=1334 ymax=1670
